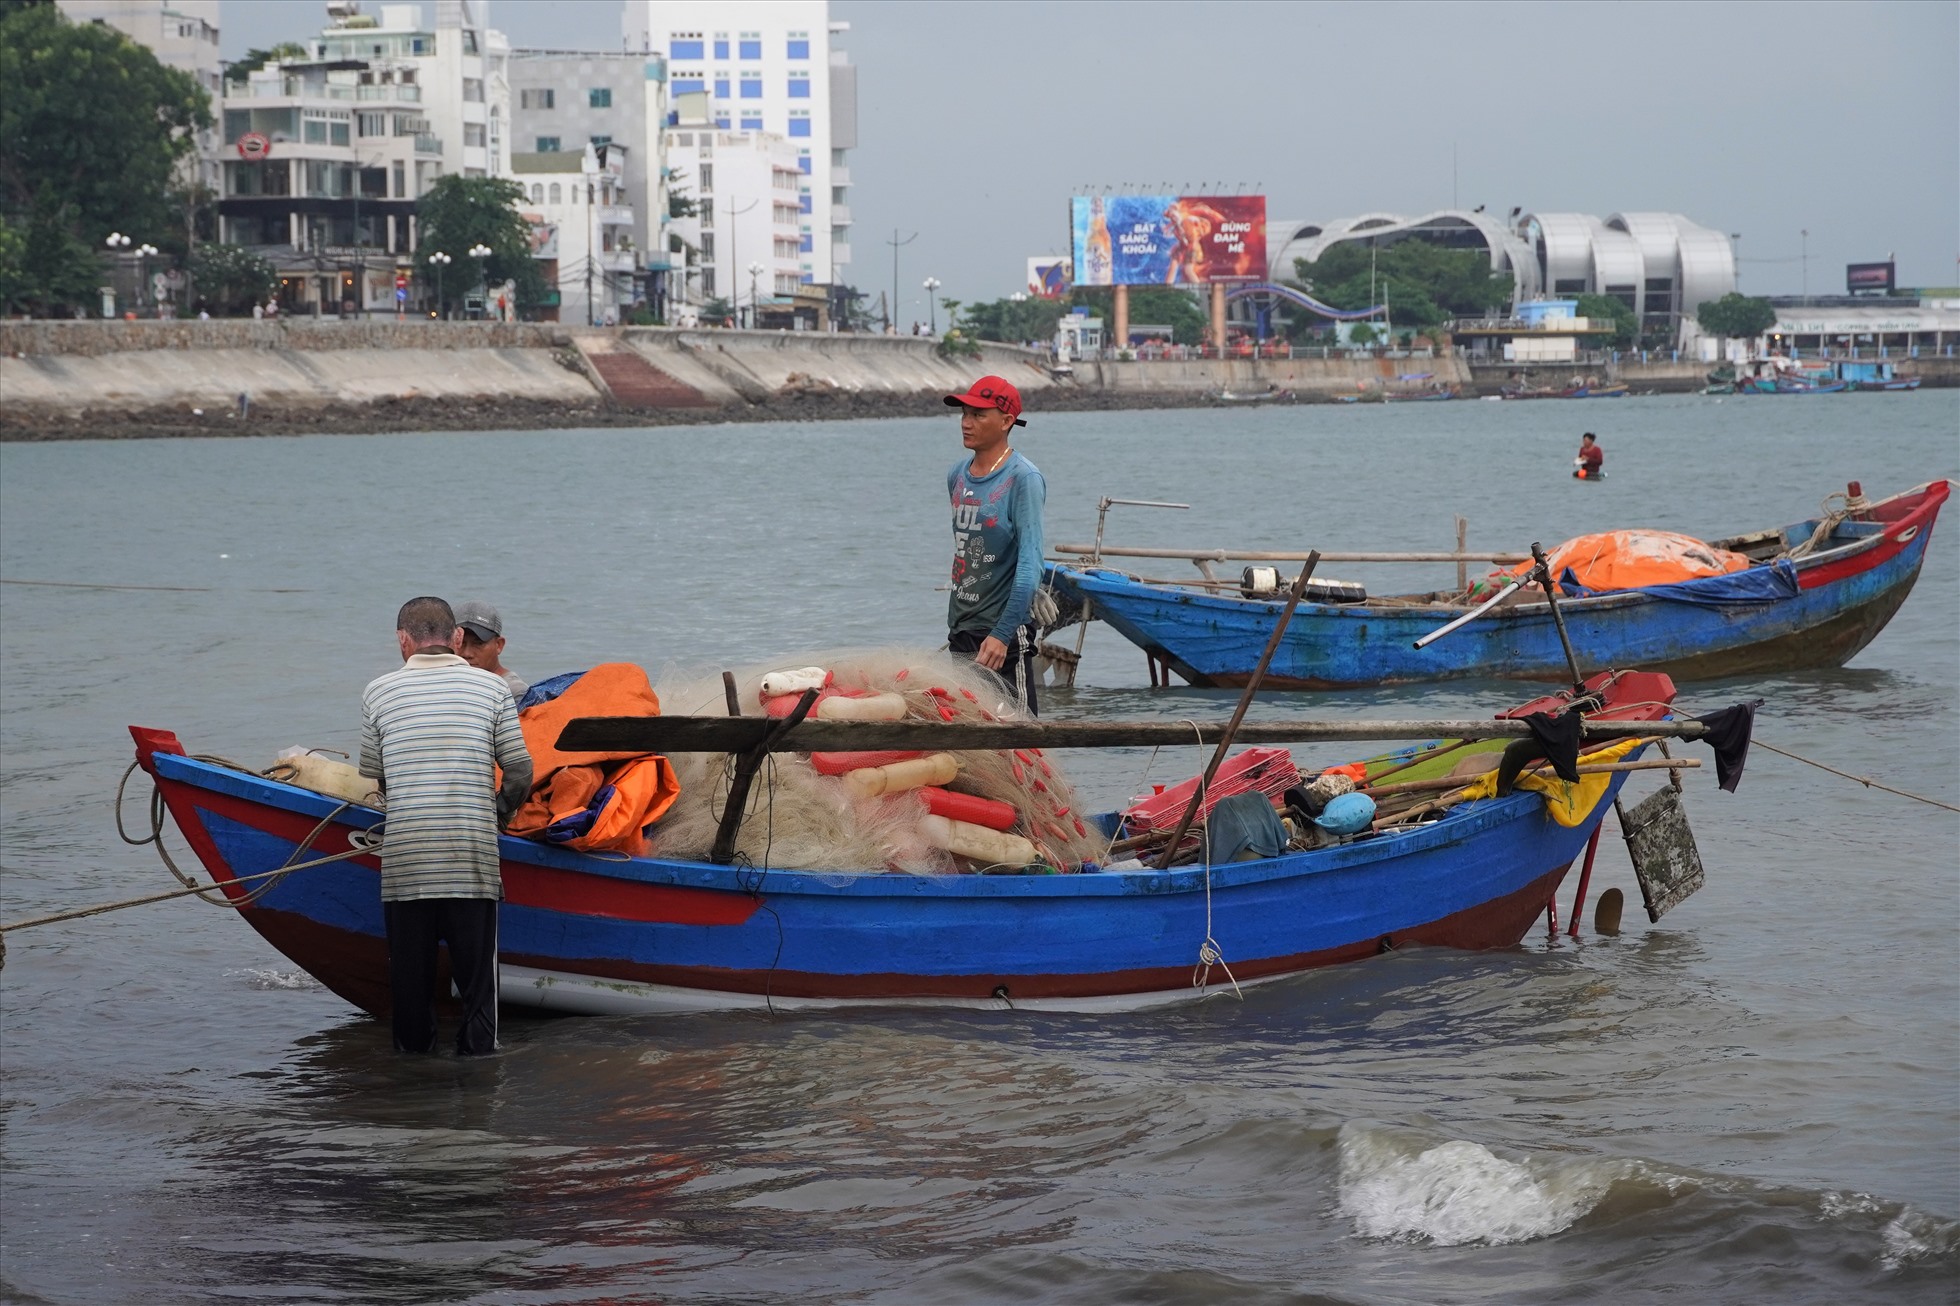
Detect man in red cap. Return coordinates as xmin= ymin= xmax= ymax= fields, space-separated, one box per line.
xmin=943 ymin=374 xmax=1046 ymax=711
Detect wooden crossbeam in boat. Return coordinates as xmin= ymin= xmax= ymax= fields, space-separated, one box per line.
xmin=556 ymin=715 xmax=1712 ymax=755
xmin=1051 ymin=544 xmax=1532 ymax=564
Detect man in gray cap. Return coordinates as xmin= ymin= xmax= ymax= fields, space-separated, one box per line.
xmin=454 ymin=601 xmax=529 ymax=701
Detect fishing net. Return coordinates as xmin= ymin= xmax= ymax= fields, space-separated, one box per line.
xmin=647 ymin=647 xmax=1108 ymax=874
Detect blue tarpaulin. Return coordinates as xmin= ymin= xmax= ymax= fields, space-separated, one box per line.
xmin=1558 ymin=559 xmax=1800 ymax=607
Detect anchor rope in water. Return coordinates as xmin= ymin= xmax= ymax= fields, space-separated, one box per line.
xmin=3 ymin=762 xmax=378 ymax=939
xmin=1751 ymin=739 xmax=1960 ymax=814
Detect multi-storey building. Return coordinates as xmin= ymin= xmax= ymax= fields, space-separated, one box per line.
xmin=56 ymin=0 xmax=225 ymax=191
xmin=506 ymin=51 xmax=670 ymax=307
xmin=218 ymin=57 xmax=441 ymax=314
xmin=623 ymin=0 xmax=855 ymax=299
xmin=310 ymin=1 xmax=511 ymax=180
xmin=663 ymin=92 xmax=807 ymax=323
xmin=511 ymin=143 xmax=641 ymax=326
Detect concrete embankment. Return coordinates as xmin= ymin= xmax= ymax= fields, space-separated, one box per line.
xmin=4 ymin=320 xmax=1953 ymax=439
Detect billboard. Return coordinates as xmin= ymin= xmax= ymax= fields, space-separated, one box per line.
xmin=524 ymin=213 xmax=559 ymax=261
xmin=1069 ymin=195 xmax=1266 ymax=286
xmin=1025 ymin=256 xmax=1071 ymax=298
xmin=1846 ymin=261 xmax=1894 ymax=293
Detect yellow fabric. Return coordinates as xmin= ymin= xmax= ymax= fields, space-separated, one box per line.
xmin=1456 ymin=737 xmax=1644 ymax=827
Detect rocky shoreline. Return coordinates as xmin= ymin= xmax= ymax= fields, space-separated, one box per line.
xmin=0 ymin=384 xmax=1242 ymax=441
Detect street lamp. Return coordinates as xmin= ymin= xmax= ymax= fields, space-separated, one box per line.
xmin=747 ymin=260 xmax=764 ymax=328
xmin=1800 ymin=229 xmax=1809 ymax=303
xmin=105 ymin=233 xmax=132 ymax=315
xmin=427 ymin=250 xmax=452 ymax=318
xmin=467 ymin=243 xmax=492 ymax=318
xmin=923 ymin=276 xmax=941 ymax=334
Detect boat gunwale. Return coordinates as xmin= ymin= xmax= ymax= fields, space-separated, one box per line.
xmin=1049 ymin=480 xmax=1947 ymax=618
xmin=150 ymin=747 xmax=1574 ymax=903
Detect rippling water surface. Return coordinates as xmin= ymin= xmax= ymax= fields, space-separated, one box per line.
xmin=3 ymin=393 xmax=1956 ymax=1303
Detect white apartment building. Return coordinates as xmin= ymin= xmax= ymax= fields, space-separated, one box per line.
xmin=664 ymin=93 xmax=805 ymax=322
xmin=57 ymin=0 xmax=225 ymax=190
xmin=624 ymin=0 xmax=855 ymax=294
xmin=506 ymin=51 xmax=670 ymax=307
xmin=311 ymin=1 xmax=511 ymax=180
xmin=512 ymin=143 xmax=640 ymax=326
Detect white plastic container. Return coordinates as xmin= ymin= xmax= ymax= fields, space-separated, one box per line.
xmin=270 ymin=749 xmax=384 ymax=808
xmin=759 ymin=666 xmax=829 ymax=697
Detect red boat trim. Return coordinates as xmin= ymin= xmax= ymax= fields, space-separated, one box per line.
xmin=158 ymin=779 xmax=761 ymax=927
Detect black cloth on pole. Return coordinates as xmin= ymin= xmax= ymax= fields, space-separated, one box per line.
xmin=1522 ymin=711 xmax=1584 ymax=782
xmin=1695 ymin=699 xmax=1763 ymax=793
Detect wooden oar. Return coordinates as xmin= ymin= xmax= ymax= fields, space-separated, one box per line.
xmin=555 ymin=714 xmax=1712 ymax=755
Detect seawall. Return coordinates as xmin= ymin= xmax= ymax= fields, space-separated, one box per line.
xmin=3 ymin=321 xmax=1953 ymax=440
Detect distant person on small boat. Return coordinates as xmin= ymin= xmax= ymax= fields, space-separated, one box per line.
xmin=1575 ymin=432 xmax=1605 ymax=480
xmin=945 ymin=375 xmax=1046 ymax=713
xmin=454 ymin=600 xmax=528 ymax=701
xmin=359 ymin=596 xmax=532 ymax=1056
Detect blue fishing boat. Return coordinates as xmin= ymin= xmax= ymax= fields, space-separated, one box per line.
xmin=1737 ymin=376 xmax=1848 ymax=394
xmin=126 ymin=674 xmax=1682 ymax=1015
xmin=1043 ymin=481 xmax=1948 ymax=689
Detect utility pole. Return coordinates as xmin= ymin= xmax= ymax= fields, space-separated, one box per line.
xmin=725 ymin=196 xmax=757 ymax=322
xmin=885 ymin=227 xmax=916 ymax=333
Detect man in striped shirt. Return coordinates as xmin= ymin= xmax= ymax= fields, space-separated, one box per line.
xmin=360 ymin=596 xmax=533 ymax=1055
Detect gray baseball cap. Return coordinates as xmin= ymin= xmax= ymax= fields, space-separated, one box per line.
xmin=454 ymin=601 xmax=502 ymax=641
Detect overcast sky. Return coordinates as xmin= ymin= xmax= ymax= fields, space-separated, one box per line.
xmin=222 ymin=0 xmax=1958 ymax=315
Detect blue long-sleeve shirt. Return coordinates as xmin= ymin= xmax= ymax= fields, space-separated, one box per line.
xmin=947 ymin=451 xmax=1046 ymax=644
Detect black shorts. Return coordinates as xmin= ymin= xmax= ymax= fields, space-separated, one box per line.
xmin=948 ymin=625 xmax=1038 ymax=715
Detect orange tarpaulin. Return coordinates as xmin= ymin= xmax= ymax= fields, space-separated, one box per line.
xmin=505 ymin=662 xmax=680 ymax=856
xmin=1508 ymin=530 xmax=1751 ymax=593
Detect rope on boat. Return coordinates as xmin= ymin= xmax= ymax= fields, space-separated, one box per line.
xmin=1180 ymin=719 xmax=1243 ymax=1001
xmin=0 ymin=762 xmax=381 ymax=947
xmin=1752 ymin=740 xmax=1960 ymax=814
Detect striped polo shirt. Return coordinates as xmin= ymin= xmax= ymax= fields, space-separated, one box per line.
xmin=359 ymin=653 xmax=533 ymax=902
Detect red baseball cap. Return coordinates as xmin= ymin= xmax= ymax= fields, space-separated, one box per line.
xmin=944 ymin=375 xmax=1026 ymax=427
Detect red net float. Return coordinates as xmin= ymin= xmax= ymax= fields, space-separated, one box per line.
xmin=918 ymin=786 xmax=1017 ymax=832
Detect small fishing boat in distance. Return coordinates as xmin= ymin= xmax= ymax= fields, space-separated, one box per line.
xmin=1043 ymin=480 xmax=1949 ymax=689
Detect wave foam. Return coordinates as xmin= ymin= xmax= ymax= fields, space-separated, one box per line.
xmin=1337 ymin=1121 xmax=1668 ymax=1246
xmin=226 ymin=966 xmax=322 ymax=991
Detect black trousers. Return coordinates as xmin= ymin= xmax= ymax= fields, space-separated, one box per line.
xmin=948 ymin=625 xmax=1039 ymax=716
xmin=384 ymin=897 xmax=499 ymax=1055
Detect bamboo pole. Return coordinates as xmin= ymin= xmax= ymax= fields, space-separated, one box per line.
xmin=555 ymin=714 xmax=1712 ymax=755
xmin=1154 ymin=551 xmax=1321 ymax=869
xmin=1053 ymin=544 xmax=1530 ymax=564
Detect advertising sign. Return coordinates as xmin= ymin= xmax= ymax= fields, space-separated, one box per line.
xmin=1845 ymin=261 xmax=1895 ymax=293
xmin=1025 ymin=256 xmax=1071 ymax=298
xmin=524 ymin=213 xmax=559 ymax=261
xmin=1069 ymin=195 xmax=1266 ymax=286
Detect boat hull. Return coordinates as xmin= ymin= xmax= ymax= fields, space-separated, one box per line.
xmin=131 ymin=712 xmax=1654 ymax=1015
xmin=1048 ymin=482 xmax=1946 ymax=689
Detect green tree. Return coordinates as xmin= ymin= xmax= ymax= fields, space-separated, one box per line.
xmin=414 ymin=175 xmax=547 ymax=315
xmin=0 ymin=3 xmax=210 ymax=249
xmin=189 ymin=242 xmax=276 ymax=315
xmin=1575 ymin=293 xmax=1638 ymax=348
xmin=665 ymin=168 xmax=700 ymax=219
xmin=223 ymin=42 xmax=306 ymax=85
xmin=1063 ymin=285 xmax=1209 ymax=345
xmin=699 ymin=295 xmax=734 ymax=326
xmin=0 ymin=212 xmax=28 ymax=312
xmin=961 ymin=295 xmax=1068 ymax=345
xmin=1695 ymin=292 xmax=1777 ymax=339
xmin=1291 ymin=240 xmax=1511 ymax=332
xmin=16 ymin=193 xmax=101 ymax=314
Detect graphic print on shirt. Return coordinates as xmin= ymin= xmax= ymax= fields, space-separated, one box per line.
xmin=951 ymin=474 xmax=1009 ymax=610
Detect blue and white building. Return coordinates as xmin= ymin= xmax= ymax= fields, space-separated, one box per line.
xmin=624 ymin=0 xmax=855 ymax=295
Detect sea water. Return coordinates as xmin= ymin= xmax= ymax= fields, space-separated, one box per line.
xmin=1 ymin=392 xmax=1956 ymax=1303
